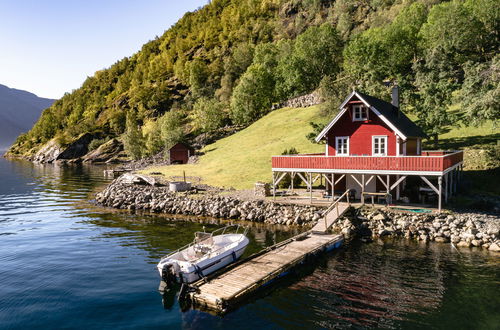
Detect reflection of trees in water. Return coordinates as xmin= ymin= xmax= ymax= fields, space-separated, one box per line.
xmin=83 ymin=208 xmax=303 ymax=265
xmin=4 ymin=159 xmax=111 ymax=196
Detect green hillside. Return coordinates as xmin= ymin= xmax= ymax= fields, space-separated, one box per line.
xmin=7 ymin=0 xmax=497 ymax=164
xmin=144 ymin=104 xmax=499 ymax=195
xmin=145 ymin=105 xmax=324 ymax=189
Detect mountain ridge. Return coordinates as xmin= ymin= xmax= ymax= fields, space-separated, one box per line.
xmin=0 ymin=84 xmax=54 ymax=149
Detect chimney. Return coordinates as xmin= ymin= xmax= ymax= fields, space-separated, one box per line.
xmin=391 ymin=84 xmax=399 ymax=117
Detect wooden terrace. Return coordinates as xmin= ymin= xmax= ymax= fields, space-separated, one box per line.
xmin=271 ymin=150 xmax=464 ymax=211
xmin=272 ymin=150 xmax=463 ymax=175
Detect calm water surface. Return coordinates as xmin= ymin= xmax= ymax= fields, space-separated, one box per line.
xmin=0 ymin=157 xmax=498 ymax=329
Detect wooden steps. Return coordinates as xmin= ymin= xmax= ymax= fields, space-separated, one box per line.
xmin=311 ymin=202 xmax=350 ymax=233
xmin=188 ymin=233 xmax=343 ymax=314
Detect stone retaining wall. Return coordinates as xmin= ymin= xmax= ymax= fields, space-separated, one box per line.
xmin=332 ymin=207 xmax=500 ymax=251
xmin=272 ymin=91 xmax=322 ymax=110
xmin=95 ymin=177 xmax=500 ymax=251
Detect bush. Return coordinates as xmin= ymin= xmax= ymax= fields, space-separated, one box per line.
xmin=88 ymin=137 xmax=110 ymax=151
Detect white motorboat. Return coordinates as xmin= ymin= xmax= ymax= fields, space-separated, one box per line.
xmin=157 ymin=225 xmax=249 ymax=287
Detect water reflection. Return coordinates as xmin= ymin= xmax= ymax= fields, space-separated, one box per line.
xmin=1 ymin=158 xmax=498 ymax=329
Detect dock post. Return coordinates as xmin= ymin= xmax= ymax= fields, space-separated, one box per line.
xmin=386 ymin=175 xmax=390 ymax=195
xmin=291 ymin=172 xmax=294 ymax=192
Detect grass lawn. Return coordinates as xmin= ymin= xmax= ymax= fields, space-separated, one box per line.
xmin=144 ymin=105 xmax=325 ymax=189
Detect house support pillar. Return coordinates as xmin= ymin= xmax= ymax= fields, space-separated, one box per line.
xmin=272 ymin=172 xmax=276 ymax=201
xmin=361 ymin=174 xmax=365 ymax=204
xmin=309 ymin=172 xmax=313 ymax=204
xmin=444 ymin=172 xmax=448 ymax=203
xmin=396 ymin=175 xmax=400 ymax=200
xmin=331 ymin=174 xmax=335 ymax=200
xmin=438 ymin=176 xmax=443 ymax=212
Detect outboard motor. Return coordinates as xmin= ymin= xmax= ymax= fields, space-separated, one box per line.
xmin=161 ymin=264 xmax=176 ymax=289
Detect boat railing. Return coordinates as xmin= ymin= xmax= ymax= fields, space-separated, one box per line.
xmin=160 ymin=224 xmax=249 ymax=262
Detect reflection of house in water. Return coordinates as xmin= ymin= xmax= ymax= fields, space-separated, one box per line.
xmin=280 ymin=240 xmax=451 ymax=327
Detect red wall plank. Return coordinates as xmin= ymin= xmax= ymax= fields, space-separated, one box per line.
xmin=326 ymin=105 xmax=397 ymax=156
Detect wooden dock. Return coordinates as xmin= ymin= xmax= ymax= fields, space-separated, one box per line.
xmin=187 ymin=232 xmax=343 ymax=313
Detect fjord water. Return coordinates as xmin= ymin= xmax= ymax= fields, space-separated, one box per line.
xmin=0 ymin=157 xmax=498 ymax=329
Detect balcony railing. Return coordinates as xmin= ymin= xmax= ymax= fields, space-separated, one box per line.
xmin=272 ymin=150 xmax=463 ymax=173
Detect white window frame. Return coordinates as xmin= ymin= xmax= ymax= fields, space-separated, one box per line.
xmin=352 ymin=105 xmax=368 ymax=121
xmin=335 ymin=136 xmax=349 ymax=156
xmin=372 ymin=135 xmax=388 ymax=156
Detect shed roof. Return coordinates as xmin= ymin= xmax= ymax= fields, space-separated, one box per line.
xmin=315 ymin=90 xmax=427 ymax=142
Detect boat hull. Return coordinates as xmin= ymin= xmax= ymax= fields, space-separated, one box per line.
xmin=158 ymin=234 xmax=249 ymax=284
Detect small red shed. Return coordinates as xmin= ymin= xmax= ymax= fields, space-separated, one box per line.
xmin=168 ymin=143 xmax=193 ymax=164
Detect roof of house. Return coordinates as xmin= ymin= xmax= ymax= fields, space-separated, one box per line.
xmin=169 ymin=142 xmax=193 ymax=150
xmin=315 ymin=90 xmax=427 ymax=142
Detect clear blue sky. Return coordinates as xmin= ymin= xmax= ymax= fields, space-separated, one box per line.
xmin=0 ymin=0 xmax=207 ymax=99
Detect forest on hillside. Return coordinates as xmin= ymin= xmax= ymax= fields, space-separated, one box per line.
xmin=8 ymin=0 xmax=499 ymax=159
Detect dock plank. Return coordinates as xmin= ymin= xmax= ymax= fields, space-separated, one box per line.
xmin=188 ymin=233 xmax=343 ymax=313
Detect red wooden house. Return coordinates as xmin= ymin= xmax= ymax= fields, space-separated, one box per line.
xmin=271 ymin=89 xmax=463 ymax=211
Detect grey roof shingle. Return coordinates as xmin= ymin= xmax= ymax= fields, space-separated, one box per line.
xmin=357 ymin=91 xmax=427 ymax=138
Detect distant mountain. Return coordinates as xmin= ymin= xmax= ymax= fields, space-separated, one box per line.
xmin=0 ymin=84 xmax=54 ymax=150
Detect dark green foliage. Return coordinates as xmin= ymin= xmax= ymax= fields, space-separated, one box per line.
xmin=305 ymin=122 xmax=326 ymax=143
xmin=276 ymin=24 xmax=343 ymax=99
xmin=88 ymin=137 xmax=110 ymax=152
xmin=458 ymin=56 xmax=500 ymax=125
xmin=9 ymin=0 xmax=499 ymax=157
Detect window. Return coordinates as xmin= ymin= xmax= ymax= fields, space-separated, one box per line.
xmin=372 ymin=136 xmax=387 ymax=156
xmin=353 ymin=105 xmax=368 ymax=121
xmin=336 ymin=136 xmax=349 ymax=156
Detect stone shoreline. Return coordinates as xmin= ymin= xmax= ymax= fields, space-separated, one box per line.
xmin=95 ymin=178 xmax=500 ymax=252
xmin=95 ymin=181 xmax=323 ymax=226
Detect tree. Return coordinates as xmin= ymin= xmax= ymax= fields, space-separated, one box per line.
xmin=122 ymin=112 xmax=145 ymax=160
xmin=159 ymin=111 xmax=184 ymax=150
xmin=142 ymin=119 xmax=164 ymax=156
xmin=459 ymin=56 xmax=500 ymax=125
xmin=192 ymin=97 xmax=226 ymax=133
xmin=343 ymin=2 xmax=428 ymax=100
xmin=230 ymin=64 xmax=275 ymax=125
xmin=189 ymin=59 xmax=210 ymax=99
xmin=412 ymin=1 xmax=485 ymax=141
xmin=276 ymin=24 xmax=343 ymax=99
